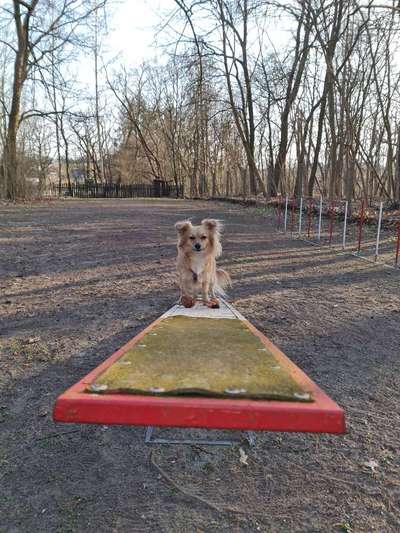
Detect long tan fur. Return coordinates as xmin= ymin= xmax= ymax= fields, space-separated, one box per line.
xmin=175 ymin=218 xmax=231 ymax=308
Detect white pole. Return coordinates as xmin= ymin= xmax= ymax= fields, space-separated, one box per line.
xmin=375 ymin=201 xmax=383 ymax=260
xmin=317 ymin=196 xmax=323 ymax=241
xmin=284 ymin=195 xmax=289 ymax=232
xmin=342 ymin=200 xmax=348 ymax=250
xmin=298 ymin=197 xmax=303 ymax=234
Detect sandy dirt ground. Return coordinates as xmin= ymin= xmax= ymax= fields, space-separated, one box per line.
xmin=1 ymin=199 xmax=399 ymax=533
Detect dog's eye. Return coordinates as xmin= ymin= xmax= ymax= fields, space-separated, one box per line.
xmin=189 ymin=235 xmax=195 ymax=240
xmin=201 ymin=235 xmax=207 ymax=240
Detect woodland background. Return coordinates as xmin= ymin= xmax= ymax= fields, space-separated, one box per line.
xmin=1 ymin=1 xmax=400 ymax=204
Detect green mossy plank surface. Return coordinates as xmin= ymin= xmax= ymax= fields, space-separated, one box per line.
xmin=88 ymin=316 xmax=312 ymax=402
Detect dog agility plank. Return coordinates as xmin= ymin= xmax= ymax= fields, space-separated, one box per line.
xmin=53 ymin=301 xmax=346 ymax=434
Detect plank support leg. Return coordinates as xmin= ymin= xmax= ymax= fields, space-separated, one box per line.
xmin=144 ymin=426 xmax=256 ymax=447
xmin=245 ymin=431 xmax=256 ymax=447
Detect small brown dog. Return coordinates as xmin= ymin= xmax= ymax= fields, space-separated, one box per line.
xmin=175 ymin=218 xmax=231 ymax=308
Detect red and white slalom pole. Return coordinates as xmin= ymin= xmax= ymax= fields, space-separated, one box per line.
xmin=284 ymin=196 xmax=289 ymax=232
xmin=328 ymin=202 xmax=335 ymax=245
xmin=395 ymin=222 xmax=400 ymax=267
xmin=357 ymin=200 xmax=365 ymax=254
xmin=307 ymin=198 xmax=314 ymax=238
xmin=317 ymin=196 xmax=323 ymax=242
xmin=291 ymin=197 xmax=296 ymax=232
xmin=298 ymin=197 xmax=303 ymax=234
xmin=375 ymin=202 xmax=383 ymax=261
xmin=342 ymin=201 xmax=349 ymax=250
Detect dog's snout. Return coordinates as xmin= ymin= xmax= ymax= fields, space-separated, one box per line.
xmin=194 ymin=243 xmax=201 ymax=250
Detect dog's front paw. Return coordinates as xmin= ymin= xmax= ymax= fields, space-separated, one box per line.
xmin=180 ymin=295 xmax=196 ymax=308
xmin=205 ymin=298 xmax=220 ymax=309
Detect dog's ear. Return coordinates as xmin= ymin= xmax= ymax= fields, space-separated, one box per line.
xmin=175 ymin=220 xmax=191 ymax=234
xmin=201 ymin=219 xmax=222 ymax=233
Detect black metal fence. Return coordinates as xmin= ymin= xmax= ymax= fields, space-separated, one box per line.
xmin=49 ymin=180 xmax=182 ymax=199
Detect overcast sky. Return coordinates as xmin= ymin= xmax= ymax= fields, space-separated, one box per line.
xmin=104 ymin=0 xmax=175 ymax=67
xmin=73 ymin=0 xmax=292 ymax=102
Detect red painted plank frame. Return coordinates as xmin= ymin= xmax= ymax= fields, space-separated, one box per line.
xmin=53 ymin=314 xmax=346 ymax=434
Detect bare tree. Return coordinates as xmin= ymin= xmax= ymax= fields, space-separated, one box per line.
xmin=0 ymin=0 xmax=105 ymax=199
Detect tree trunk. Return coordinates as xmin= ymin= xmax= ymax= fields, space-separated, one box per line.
xmin=395 ymin=126 xmax=400 ymax=203
xmin=4 ymin=39 xmax=27 ymax=198
xmin=308 ymin=91 xmax=327 ymax=197
xmin=273 ymin=3 xmax=311 ymax=195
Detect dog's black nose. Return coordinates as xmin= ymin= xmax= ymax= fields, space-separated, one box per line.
xmin=194 ymin=243 xmax=201 ymax=250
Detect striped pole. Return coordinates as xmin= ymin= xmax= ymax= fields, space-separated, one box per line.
xmin=276 ymin=199 xmax=282 ymax=229
xmin=375 ymin=202 xmax=383 ymax=261
xmin=284 ymin=195 xmax=289 ymax=232
xmin=357 ymin=200 xmax=365 ymax=254
xmin=291 ymin=197 xmax=296 ymax=232
xmin=328 ymin=202 xmax=334 ymax=245
xmin=342 ymin=201 xmax=348 ymax=250
xmin=307 ymin=198 xmax=314 ymax=238
xmin=298 ymin=197 xmax=303 ymax=235
xmin=317 ymin=196 xmax=323 ymax=241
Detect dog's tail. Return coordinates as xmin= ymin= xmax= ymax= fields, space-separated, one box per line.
xmin=215 ymin=269 xmax=232 ymax=297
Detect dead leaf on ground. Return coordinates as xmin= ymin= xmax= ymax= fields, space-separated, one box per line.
xmin=363 ymin=459 xmax=379 ymax=472
xmin=239 ymin=447 xmax=248 ymax=466
xmin=27 ymin=336 xmax=41 ymax=344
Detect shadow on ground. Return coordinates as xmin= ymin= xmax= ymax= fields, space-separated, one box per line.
xmin=1 ymin=199 xmax=399 ymax=533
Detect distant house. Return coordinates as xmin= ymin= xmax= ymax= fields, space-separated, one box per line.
xmin=46 ymin=164 xmax=87 ymax=189
xmin=71 ymin=168 xmax=86 ymax=184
